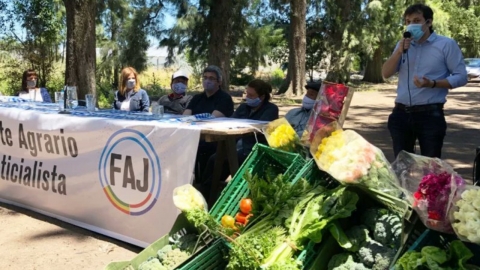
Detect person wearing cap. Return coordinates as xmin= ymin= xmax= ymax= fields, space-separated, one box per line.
xmin=157 ymin=70 xmax=192 ymax=114
xmin=285 ymin=81 xmax=321 ymax=137
xmin=183 ymin=65 xmax=234 ymax=117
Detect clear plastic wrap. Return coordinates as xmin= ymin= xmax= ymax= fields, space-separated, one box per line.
xmin=392 ymin=151 xmax=465 ymax=233
xmin=449 ymin=185 xmax=480 ymax=244
xmin=301 ymin=82 xmax=351 ymax=145
xmin=173 ymin=184 xmax=208 ymax=212
xmin=310 ymin=122 xmax=402 ymax=197
xmin=263 ymin=118 xmax=305 ymax=153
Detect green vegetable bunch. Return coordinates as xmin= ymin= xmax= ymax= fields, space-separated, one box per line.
xmin=394 ymin=240 xmax=480 ymax=270
xmin=327 ymin=207 xmax=402 ymax=270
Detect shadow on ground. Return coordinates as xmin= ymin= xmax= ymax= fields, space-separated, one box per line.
xmin=0 ymin=201 xmax=142 ymax=253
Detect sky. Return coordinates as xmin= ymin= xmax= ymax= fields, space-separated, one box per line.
xmin=2 ymin=1 xmax=177 ymax=58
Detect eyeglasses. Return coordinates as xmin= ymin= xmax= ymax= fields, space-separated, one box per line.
xmin=202 ymin=76 xmax=217 ymax=81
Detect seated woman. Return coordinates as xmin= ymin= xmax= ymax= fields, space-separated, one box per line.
xmin=16 ymin=69 xmax=52 ymax=102
xmin=113 ymin=67 xmax=150 ymax=112
xmin=198 ymin=79 xmax=279 ymax=201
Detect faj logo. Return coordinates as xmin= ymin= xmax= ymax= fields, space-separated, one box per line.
xmin=98 ymin=129 xmax=161 ymax=215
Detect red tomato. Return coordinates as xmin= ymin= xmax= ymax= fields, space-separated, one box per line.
xmin=235 ymin=212 xmax=247 ymax=224
xmin=240 ymin=198 xmax=252 ymax=214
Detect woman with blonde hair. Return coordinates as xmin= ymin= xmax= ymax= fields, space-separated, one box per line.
xmin=113 ymin=67 xmax=150 ymax=112
xmin=16 ymin=69 xmax=52 ymax=102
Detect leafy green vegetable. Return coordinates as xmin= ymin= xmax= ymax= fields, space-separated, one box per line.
xmin=261 ymin=186 xmax=359 ymax=268
xmin=244 ymin=172 xmax=317 ymax=220
xmin=450 ymin=240 xmax=474 ymax=270
xmin=395 ymin=250 xmax=424 ymax=270
xmin=329 ymin=221 xmax=353 ymax=250
xmin=394 ymin=239 xmax=479 ymax=270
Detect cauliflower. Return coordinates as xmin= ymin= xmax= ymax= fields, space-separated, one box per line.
xmin=138 ymin=258 xmax=167 ymax=270
xmin=358 ymin=239 xmax=395 ymax=269
xmin=327 ymin=253 xmax=369 ymax=270
xmin=452 ymin=188 xmax=480 ymax=244
xmin=160 ymin=248 xmax=190 ymax=268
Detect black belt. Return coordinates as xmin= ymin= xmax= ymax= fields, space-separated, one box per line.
xmin=394 ymin=103 xmax=444 ymax=113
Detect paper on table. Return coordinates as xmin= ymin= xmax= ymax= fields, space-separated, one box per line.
xmin=193 ymin=119 xmax=266 ymax=131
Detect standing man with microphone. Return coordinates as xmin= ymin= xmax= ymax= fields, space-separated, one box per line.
xmin=382 ymin=3 xmax=467 ymax=159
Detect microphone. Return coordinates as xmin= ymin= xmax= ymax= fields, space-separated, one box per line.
xmin=403 ymin=31 xmax=412 ymax=53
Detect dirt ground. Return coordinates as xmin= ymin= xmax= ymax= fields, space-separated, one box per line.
xmin=0 ymin=83 xmax=479 ymax=270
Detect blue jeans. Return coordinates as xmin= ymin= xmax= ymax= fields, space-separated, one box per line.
xmin=388 ymin=107 xmax=447 ymax=158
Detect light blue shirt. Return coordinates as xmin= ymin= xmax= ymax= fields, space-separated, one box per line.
xmin=394 ymin=32 xmax=468 ymax=106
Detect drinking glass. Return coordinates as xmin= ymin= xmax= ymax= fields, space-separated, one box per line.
xmin=152 ymin=103 xmax=164 ymax=119
xmin=28 ymin=89 xmax=37 ymax=104
xmin=55 ymin=91 xmax=64 ymax=110
xmin=66 ymin=86 xmax=78 ymax=109
xmin=85 ymin=94 xmax=96 ymax=112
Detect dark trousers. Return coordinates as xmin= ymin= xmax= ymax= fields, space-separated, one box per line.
xmin=195 ymin=150 xmax=248 ymax=202
xmin=193 ymin=140 xmax=217 ymax=184
xmin=388 ymin=105 xmax=447 ymax=158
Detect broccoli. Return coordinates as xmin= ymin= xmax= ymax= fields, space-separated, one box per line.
xmin=361 ymin=208 xmax=402 ymax=248
xmin=345 ymin=225 xmax=371 ymax=252
xmin=138 ymin=258 xmax=167 ymax=270
xmin=358 ymin=239 xmax=395 ymax=269
xmin=328 ymin=253 xmax=369 ymax=270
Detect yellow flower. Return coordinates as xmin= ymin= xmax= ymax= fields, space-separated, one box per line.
xmin=268 ymin=123 xmax=298 ymax=149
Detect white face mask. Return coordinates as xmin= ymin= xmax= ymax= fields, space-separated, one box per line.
xmin=126 ymin=79 xmax=136 ymax=89
xmin=27 ymin=80 xmax=37 ymax=89
xmin=302 ymin=96 xmax=316 ymax=110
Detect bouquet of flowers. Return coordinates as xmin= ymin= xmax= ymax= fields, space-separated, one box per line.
xmin=263 ymin=118 xmax=305 ymax=154
xmin=449 ymin=185 xmax=480 ymax=244
xmin=301 ymin=82 xmax=352 ymax=145
xmin=392 ymin=151 xmax=465 ymax=233
xmin=310 ymin=122 xmax=402 ymax=197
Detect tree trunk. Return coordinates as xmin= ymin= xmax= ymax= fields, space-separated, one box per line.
xmin=63 ymin=0 xmax=96 ymax=99
xmin=277 ymin=0 xmax=307 ymax=97
xmin=362 ymin=46 xmax=385 ymax=83
xmin=289 ymin=0 xmax=307 ymax=97
xmin=278 ymin=36 xmax=294 ymax=96
xmin=206 ymin=0 xmax=234 ymax=92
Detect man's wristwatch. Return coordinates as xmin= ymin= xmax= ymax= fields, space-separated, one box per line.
xmin=431 ymin=80 xmax=437 ymax=88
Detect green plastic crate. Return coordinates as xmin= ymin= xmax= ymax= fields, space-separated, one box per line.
xmin=176 ymin=239 xmax=229 ymax=270
xmin=209 ymin=143 xmax=306 ymax=222
xmin=104 ymin=214 xmax=215 ymax=270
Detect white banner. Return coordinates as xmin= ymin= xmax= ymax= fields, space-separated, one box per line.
xmin=0 ymin=107 xmax=200 ymax=247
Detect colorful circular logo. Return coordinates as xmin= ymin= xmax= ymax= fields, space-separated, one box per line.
xmin=98 ymin=129 xmax=161 ymax=216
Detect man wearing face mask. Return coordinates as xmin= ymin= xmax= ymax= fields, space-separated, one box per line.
xmin=285 ymin=81 xmax=321 ymax=138
xmin=196 ymin=79 xmax=279 ymax=201
xmin=157 ymin=70 xmax=192 ymax=114
xmin=183 ymin=65 xmax=234 ymax=117
xmin=382 ymin=4 xmax=467 ymax=159
xmin=187 ymin=65 xmax=234 ymax=184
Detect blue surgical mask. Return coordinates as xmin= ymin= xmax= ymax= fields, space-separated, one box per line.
xmin=172 ymin=82 xmax=187 ymax=94
xmin=406 ymin=23 xmax=425 ymax=41
xmin=302 ymin=96 xmax=315 ymax=110
xmin=202 ymin=80 xmax=217 ymax=92
xmin=246 ymin=97 xmax=261 ymax=107
xmin=126 ymin=79 xmax=136 ymax=89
